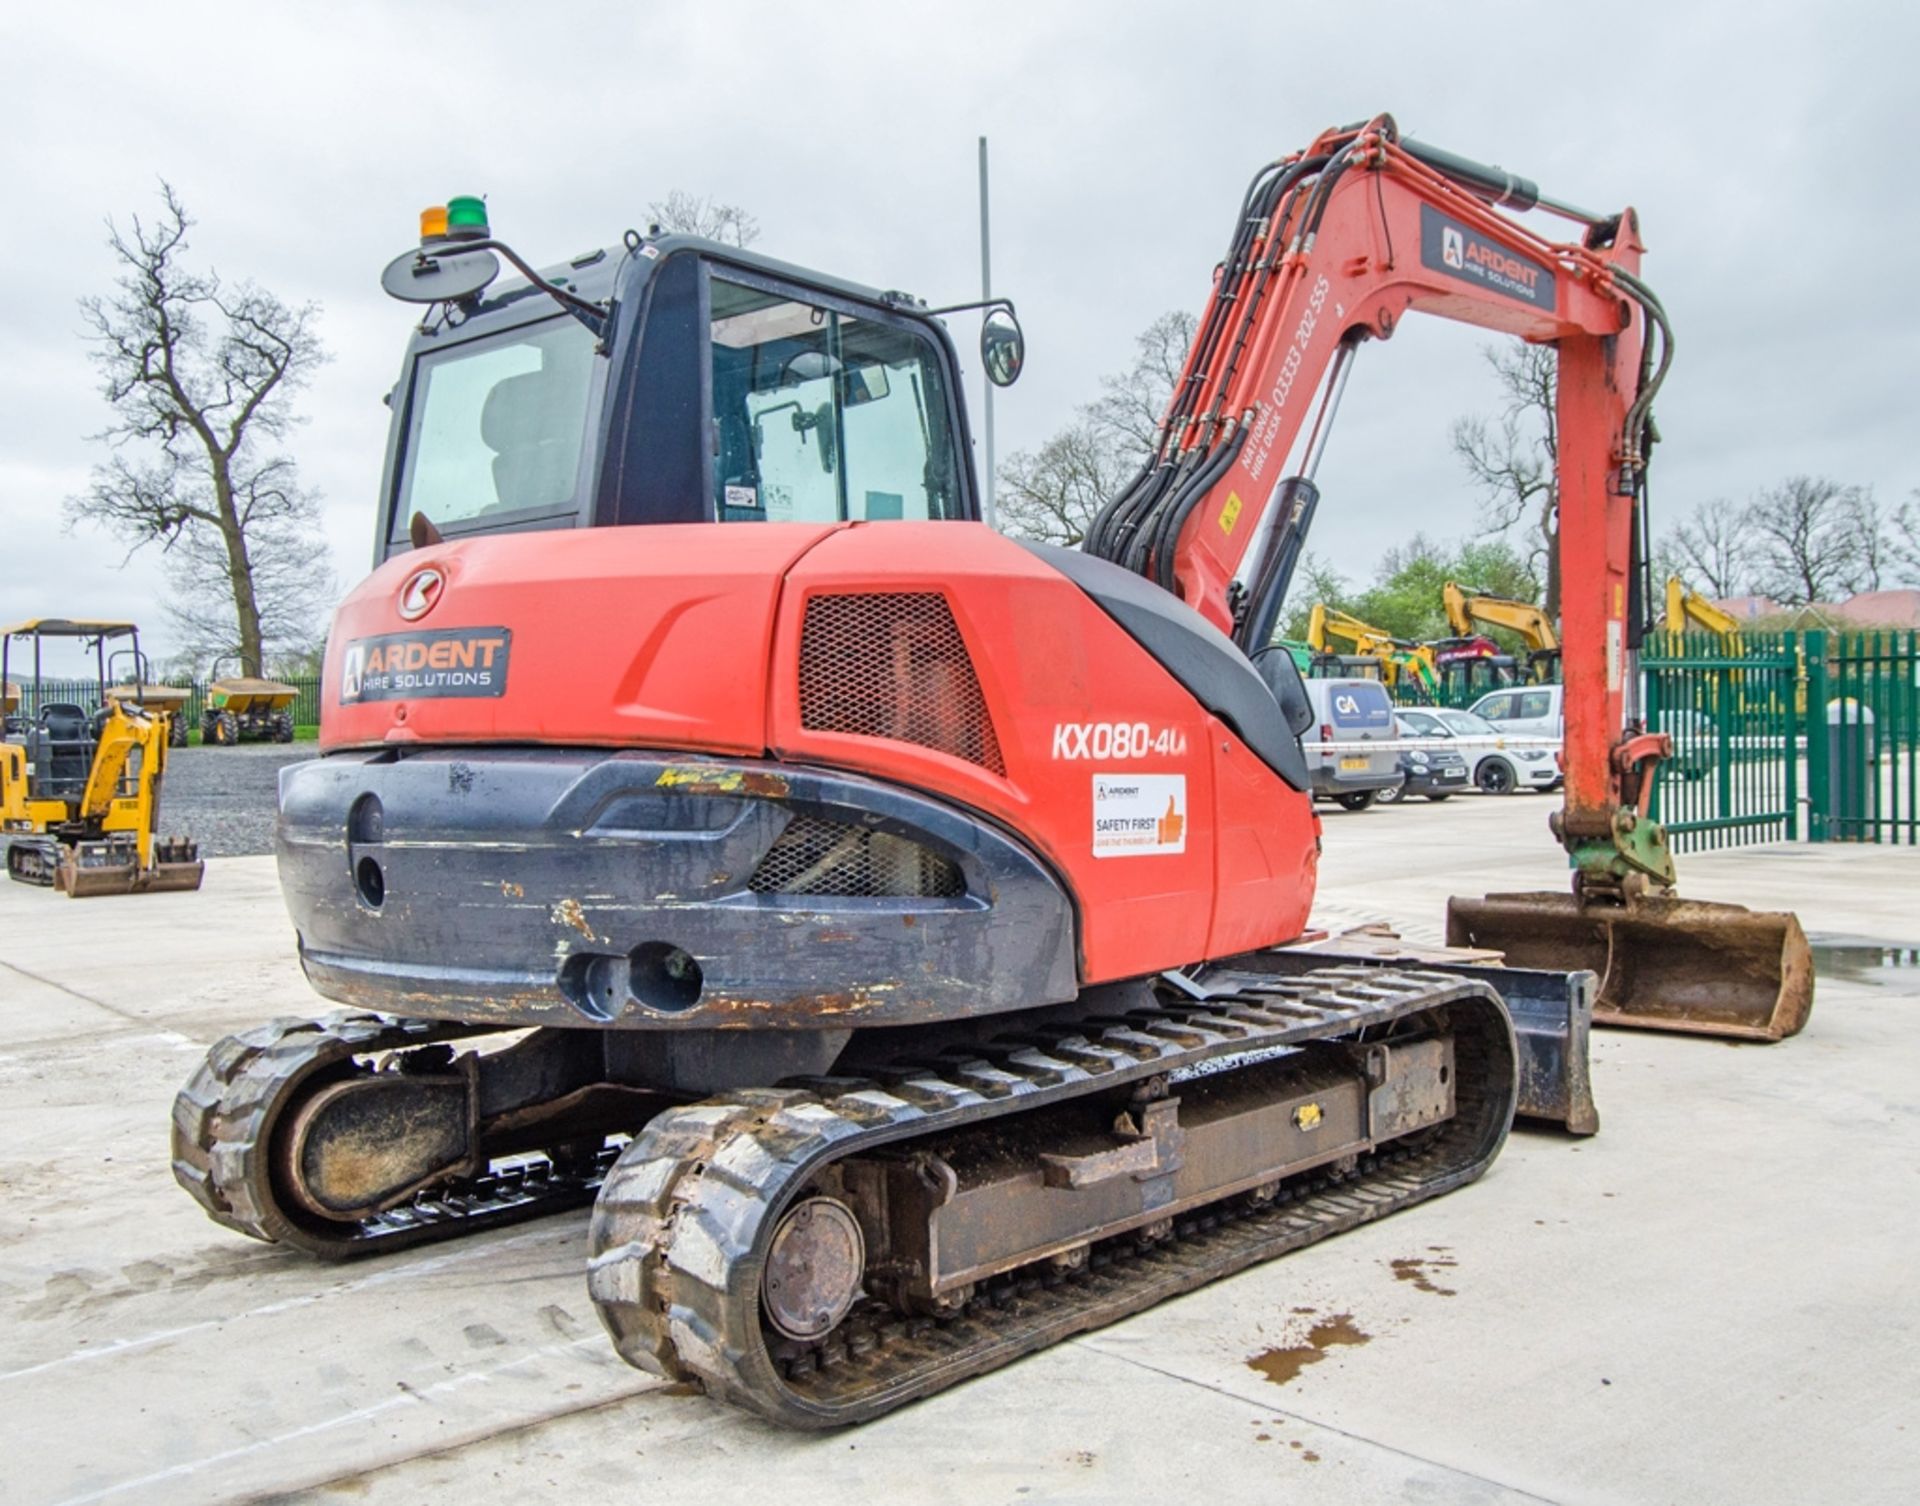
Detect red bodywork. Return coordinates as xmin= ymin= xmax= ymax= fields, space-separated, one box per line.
xmin=321 ymin=523 xmax=1320 ymax=986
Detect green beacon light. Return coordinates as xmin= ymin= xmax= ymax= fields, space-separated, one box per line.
xmin=445 ymin=196 xmax=490 ymax=241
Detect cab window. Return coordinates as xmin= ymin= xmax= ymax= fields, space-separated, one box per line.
xmin=1475 ymin=693 xmax=1517 ymax=721
xmin=1517 ymin=690 xmax=1555 ymax=720
xmin=708 ymin=275 xmax=961 ymax=523
xmin=395 ymin=318 xmax=598 ymax=540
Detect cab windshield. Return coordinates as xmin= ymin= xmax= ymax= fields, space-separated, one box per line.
xmin=709 ymin=275 xmax=961 ymax=523
xmin=394 ymin=317 xmax=599 ymax=538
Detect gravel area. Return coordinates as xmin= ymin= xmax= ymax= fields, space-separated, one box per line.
xmin=161 ymin=743 xmax=314 ymax=856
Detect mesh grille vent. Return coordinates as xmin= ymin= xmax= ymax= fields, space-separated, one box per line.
xmin=798 ymin=593 xmax=1005 ymax=774
xmin=749 ymin=814 xmax=965 ymax=899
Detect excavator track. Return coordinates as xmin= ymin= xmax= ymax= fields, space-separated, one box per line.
xmin=588 ymin=965 xmax=1516 ymax=1427
xmin=171 ymin=1013 xmax=620 ymax=1259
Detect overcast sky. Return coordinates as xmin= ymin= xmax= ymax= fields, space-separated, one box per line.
xmin=3 ymin=2 xmax=1915 ymax=663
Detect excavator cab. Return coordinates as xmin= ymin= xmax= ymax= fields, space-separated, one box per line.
xmin=373 ymin=207 xmax=1005 ymax=563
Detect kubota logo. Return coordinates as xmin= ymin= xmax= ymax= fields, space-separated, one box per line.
xmin=398 ymin=567 xmax=446 ymax=621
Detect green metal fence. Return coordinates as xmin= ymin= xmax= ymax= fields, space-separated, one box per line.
xmin=6 ymin=677 xmax=325 ymax=730
xmin=1806 ymin=629 xmax=1919 ymax=844
xmin=1643 ymin=631 xmax=1800 ymax=851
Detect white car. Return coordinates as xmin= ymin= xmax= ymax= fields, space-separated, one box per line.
xmin=1467 ymin=684 xmax=1563 ymax=741
xmin=1394 ymin=706 xmax=1560 ymax=795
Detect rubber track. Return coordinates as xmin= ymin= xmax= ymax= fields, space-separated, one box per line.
xmin=587 ymin=965 xmax=1517 ymax=1427
xmin=171 ymin=1012 xmax=615 ymax=1258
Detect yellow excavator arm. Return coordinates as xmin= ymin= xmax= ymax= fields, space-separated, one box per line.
xmin=1442 ymin=581 xmax=1559 ymax=652
xmin=1663 ymin=576 xmax=1742 ymax=641
xmin=1306 ymin=604 xmax=1439 ymax=694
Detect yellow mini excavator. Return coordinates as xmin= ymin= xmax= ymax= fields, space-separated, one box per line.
xmin=1443 ymin=581 xmax=1560 ymax=682
xmin=1306 ymin=603 xmax=1441 ymax=697
xmin=1 ymin=620 xmax=203 ymax=895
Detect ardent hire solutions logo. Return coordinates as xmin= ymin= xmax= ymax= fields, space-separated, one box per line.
xmin=397 ymin=566 xmax=446 ymax=621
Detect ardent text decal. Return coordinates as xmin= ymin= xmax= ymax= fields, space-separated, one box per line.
xmin=1419 ymin=205 xmax=1556 ymax=311
xmin=1092 ymin=773 xmax=1186 ymax=858
xmin=340 ymin=627 xmax=512 ymax=703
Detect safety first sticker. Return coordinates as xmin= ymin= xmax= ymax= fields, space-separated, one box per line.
xmin=1092 ymin=773 xmax=1186 ymax=858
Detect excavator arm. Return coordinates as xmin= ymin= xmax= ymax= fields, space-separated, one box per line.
xmin=1088 ymin=114 xmax=1809 ymax=1042
xmin=1089 ymin=113 xmax=1657 ymax=881
xmin=1444 ymin=581 xmax=1561 ymax=681
xmin=1308 ymin=603 xmax=1439 ymax=695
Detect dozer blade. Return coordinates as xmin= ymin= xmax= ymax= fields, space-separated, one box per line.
xmin=1446 ymin=892 xmax=1813 ymax=1043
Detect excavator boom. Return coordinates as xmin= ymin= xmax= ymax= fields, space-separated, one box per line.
xmin=1087 ymin=115 xmax=1809 ymax=1041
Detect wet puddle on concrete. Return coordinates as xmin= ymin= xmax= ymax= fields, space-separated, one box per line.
xmin=1389 ymin=1246 xmax=1458 ymax=1296
xmin=1246 ymin=1312 xmax=1370 ymax=1386
xmin=1808 ymin=940 xmax=1920 ymax=989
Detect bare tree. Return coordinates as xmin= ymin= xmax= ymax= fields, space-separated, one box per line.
xmin=67 ymin=184 xmax=335 ymax=675
xmin=1843 ymin=487 xmax=1897 ymax=593
xmin=1450 ymin=343 xmax=1560 ymax=617
xmin=996 ymin=419 xmax=1134 ymax=547
xmin=1743 ymin=475 xmax=1864 ymax=605
xmin=648 ymin=190 xmax=760 ymax=248
xmin=1896 ymin=493 xmax=1920 ymax=585
xmin=1087 ymin=311 xmax=1198 ymax=455
xmin=996 ymin=310 xmax=1194 ymax=546
xmin=1667 ymin=497 xmax=1755 ymax=597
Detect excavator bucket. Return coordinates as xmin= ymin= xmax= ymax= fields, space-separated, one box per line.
xmin=1446 ymin=892 xmax=1813 ymax=1043
xmin=54 ymin=838 xmax=204 ymax=898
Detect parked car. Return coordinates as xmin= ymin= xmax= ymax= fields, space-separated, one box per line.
xmin=1395 ymin=705 xmax=1559 ymax=794
xmin=1378 ymin=711 xmax=1470 ymax=802
xmin=1468 ymin=684 xmax=1563 ymax=741
xmin=1303 ymin=677 xmax=1403 ymax=811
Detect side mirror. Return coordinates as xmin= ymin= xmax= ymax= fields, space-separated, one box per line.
xmin=381 ymin=246 xmax=501 ymax=305
xmin=981 ymin=309 xmax=1025 ymax=388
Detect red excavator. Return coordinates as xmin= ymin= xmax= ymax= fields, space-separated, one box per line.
xmin=174 ymin=116 xmax=1808 ymax=1427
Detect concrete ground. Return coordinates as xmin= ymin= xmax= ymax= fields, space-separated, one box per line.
xmin=1 ymin=794 xmax=1915 ymax=1506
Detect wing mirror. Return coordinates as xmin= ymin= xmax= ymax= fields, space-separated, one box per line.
xmin=981 ymin=308 xmax=1025 ymax=387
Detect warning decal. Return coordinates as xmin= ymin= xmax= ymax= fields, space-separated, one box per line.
xmin=1092 ymin=773 xmax=1187 ymax=858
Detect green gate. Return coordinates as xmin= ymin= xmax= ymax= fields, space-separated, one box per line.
xmin=1643 ymin=631 xmax=1801 ymax=851
xmin=1806 ymin=629 xmax=1919 ymax=844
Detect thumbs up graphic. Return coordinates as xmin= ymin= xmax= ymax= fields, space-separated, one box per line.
xmin=1156 ymin=795 xmax=1184 ymax=846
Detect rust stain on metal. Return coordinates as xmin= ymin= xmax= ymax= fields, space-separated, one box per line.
xmin=653 ymin=766 xmax=790 ymax=799
xmin=500 ymin=880 xmax=524 ymax=899
xmin=1389 ymin=1246 xmax=1458 ymax=1297
xmin=1246 ymin=1313 xmax=1370 ymax=1387
xmin=552 ymin=898 xmax=596 ymax=939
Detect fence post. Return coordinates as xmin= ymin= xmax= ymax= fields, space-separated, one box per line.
xmin=1644 ymin=646 xmax=1664 ymax=823
xmin=1784 ymin=634 xmax=1800 ymax=841
xmin=1805 ymin=629 xmax=1828 ymax=842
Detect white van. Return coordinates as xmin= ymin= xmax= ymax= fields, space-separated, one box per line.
xmin=1303 ymin=678 xmax=1403 ymax=811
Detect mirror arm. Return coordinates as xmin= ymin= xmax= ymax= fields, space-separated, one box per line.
xmin=426 ymin=238 xmax=610 ymax=332
xmin=918 ymin=295 xmax=1020 ymax=320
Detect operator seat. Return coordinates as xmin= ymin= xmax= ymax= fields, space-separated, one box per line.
xmin=481 ymin=371 xmax=578 ymax=513
xmin=32 ymin=703 xmax=93 ymax=799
